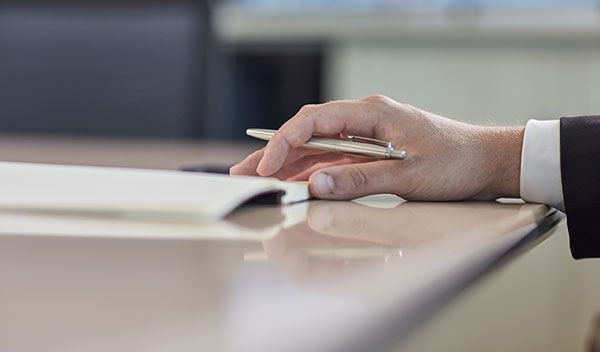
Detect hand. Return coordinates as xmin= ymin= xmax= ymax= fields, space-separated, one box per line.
xmin=231 ymin=95 xmax=524 ymax=201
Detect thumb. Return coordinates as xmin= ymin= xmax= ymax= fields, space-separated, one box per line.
xmin=308 ymin=161 xmax=399 ymax=200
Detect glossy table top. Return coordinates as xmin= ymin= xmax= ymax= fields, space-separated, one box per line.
xmin=0 ymin=135 xmax=562 ymax=352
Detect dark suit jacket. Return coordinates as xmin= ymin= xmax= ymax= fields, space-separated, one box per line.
xmin=560 ymin=116 xmax=600 ymax=259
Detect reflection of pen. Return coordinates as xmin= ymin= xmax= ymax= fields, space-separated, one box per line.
xmin=306 ymin=248 xmax=403 ymax=261
xmin=244 ymin=247 xmax=403 ymax=262
xmin=247 ymin=128 xmax=407 ymax=160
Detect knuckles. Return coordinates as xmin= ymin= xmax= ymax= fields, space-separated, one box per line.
xmin=360 ymin=94 xmax=410 ymax=118
xmin=343 ymin=165 xmax=369 ymax=194
xmin=361 ymin=94 xmax=394 ymax=107
xmin=297 ymin=103 xmax=318 ymax=116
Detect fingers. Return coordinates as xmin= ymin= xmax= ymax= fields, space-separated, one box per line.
xmin=270 ymin=153 xmax=353 ymax=180
xmin=229 ymin=149 xmax=263 ymax=176
xmin=308 ymin=160 xmax=407 ymax=200
xmin=257 ymin=97 xmax=395 ymax=176
xmin=231 ymin=145 xmax=350 ymax=179
xmin=285 ymin=159 xmax=355 ymax=181
xmin=230 ymin=145 xmax=328 ymax=176
xmin=229 ymin=149 xmax=264 ymax=176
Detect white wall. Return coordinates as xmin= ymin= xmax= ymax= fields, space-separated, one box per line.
xmin=325 ymin=39 xmax=600 ymax=125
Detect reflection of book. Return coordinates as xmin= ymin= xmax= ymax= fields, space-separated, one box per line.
xmin=0 ymin=162 xmax=309 ymax=222
xmin=0 ymin=204 xmax=308 ymax=241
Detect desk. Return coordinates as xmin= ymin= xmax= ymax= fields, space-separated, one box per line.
xmin=0 ymin=135 xmax=591 ymax=352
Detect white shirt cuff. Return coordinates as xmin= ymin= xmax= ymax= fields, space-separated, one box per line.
xmin=520 ymin=119 xmax=565 ymax=211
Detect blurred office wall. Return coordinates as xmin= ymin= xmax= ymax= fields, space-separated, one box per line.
xmin=0 ymin=1 xmax=322 ymax=140
xmin=217 ymin=0 xmax=600 ymax=127
xmin=3 ymin=1 xmax=600 ymax=139
xmin=0 ymin=1 xmax=207 ymax=138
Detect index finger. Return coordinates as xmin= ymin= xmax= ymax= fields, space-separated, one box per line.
xmin=256 ymin=98 xmax=386 ymax=176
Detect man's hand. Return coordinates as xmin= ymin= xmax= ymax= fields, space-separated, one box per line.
xmin=230 ymin=95 xmax=524 ymax=201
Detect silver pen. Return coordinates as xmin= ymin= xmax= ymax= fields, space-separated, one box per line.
xmin=246 ymin=128 xmax=407 ymax=160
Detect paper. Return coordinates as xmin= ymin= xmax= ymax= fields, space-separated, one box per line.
xmin=0 ymin=162 xmax=309 ymax=222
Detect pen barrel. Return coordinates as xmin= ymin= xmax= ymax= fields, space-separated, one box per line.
xmin=307 ymin=139 xmax=404 ymax=159
xmin=245 ymin=129 xmax=406 ymax=160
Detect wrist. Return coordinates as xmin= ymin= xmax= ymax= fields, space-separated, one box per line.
xmin=476 ymin=126 xmax=524 ymax=199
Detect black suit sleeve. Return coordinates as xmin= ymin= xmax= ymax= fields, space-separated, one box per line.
xmin=560 ymin=116 xmax=600 ymax=259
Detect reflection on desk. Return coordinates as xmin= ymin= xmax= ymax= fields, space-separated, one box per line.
xmin=0 ymin=195 xmax=560 ymax=352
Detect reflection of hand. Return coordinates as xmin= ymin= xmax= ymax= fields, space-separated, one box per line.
xmin=231 ymin=95 xmax=523 ymax=201
xmin=307 ymin=200 xmax=525 ymax=247
xmin=261 ymin=220 xmax=380 ymax=288
xmin=262 ymin=199 xmax=530 ymax=289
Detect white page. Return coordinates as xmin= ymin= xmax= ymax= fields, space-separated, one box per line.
xmin=0 ymin=162 xmax=309 ymax=222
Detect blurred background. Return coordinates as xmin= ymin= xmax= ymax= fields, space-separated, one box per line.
xmin=1 ymin=1 xmax=600 ymax=351
xmin=2 ymin=0 xmax=600 ymax=140
xmin=0 ymin=0 xmax=321 ymax=140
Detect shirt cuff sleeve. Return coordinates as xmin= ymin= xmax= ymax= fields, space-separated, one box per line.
xmin=520 ymin=119 xmax=565 ymax=211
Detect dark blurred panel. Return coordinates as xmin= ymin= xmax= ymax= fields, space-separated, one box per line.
xmin=0 ymin=1 xmax=204 ymax=138
xmin=232 ymin=48 xmax=322 ymax=139
xmin=202 ymin=44 xmax=322 ymax=140
xmin=0 ymin=1 xmax=323 ymax=140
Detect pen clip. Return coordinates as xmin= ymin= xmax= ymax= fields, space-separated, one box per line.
xmin=346 ymin=135 xmax=392 ymax=149
xmin=346 ymin=135 xmax=406 ymax=159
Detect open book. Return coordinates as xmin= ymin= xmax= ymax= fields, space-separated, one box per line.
xmin=0 ymin=162 xmax=309 ymax=222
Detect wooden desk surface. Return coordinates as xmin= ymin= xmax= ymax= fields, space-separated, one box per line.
xmin=0 ymin=135 xmax=583 ymax=352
